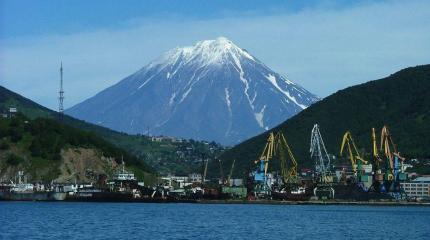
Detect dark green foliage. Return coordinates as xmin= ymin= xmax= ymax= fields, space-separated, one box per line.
xmin=407 ymin=159 xmax=430 ymax=175
xmin=0 ymin=140 xmax=10 ymax=150
xmin=0 ymin=114 xmax=154 ymax=174
xmin=0 ymin=124 xmax=7 ymax=138
xmin=221 ymin=65 xmax=430 ymax=177
xmin=7 ymin=117 xmax=24 ymax=143
xmin=27 ymin=117 xmax=153 ymax=171
xmin=6 ymin=153 xmax=24 ymax=166
xmin=0 ymin=85 xmax=224 ymax=174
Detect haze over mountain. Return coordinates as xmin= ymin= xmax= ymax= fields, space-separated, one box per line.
xmin=67 ymin=37 xmax=318 ymax=145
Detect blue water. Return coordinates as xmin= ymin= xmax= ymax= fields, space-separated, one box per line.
xmin=1 ymin=202 xmax=429 ymax=240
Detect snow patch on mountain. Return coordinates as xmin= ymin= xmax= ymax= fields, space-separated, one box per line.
xmin=254 ymin=105 xmax=266 ymax=128
xmin=225 ymin=88 xmax=232 ymax=113
xmin=66 ymin=37 xmax=319 ymax=145
xmin=265 ymin=74 xmax=307 ymax=109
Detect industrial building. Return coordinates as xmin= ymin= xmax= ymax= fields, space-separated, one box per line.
xmin=401 ymin=176 xmax=430 ymax=199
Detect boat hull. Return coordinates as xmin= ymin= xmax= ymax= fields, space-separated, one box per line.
xmin=0 ymin=191 xmax=67 ymax=201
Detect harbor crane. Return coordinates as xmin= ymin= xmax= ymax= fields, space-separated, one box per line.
xmin=218 ymin=159 xmax=225 ymax=184
xmin=380 ymin=126 xmax=406 ymax=181
xmin=310 ymin=124 xmax=335 ymax=199
xmin=253 ymin=132 xmax=276 ymax=192
xmin=275 ymin=131 xmax=298 ymax=184
xmin=310 ymin=124 xmax=332 ymax=183
xmin=372 ymin=128 xmax=383 ymax=181
xmin=340 ymin=131 xmax=368 ymax=180
xmin=254 ymin=131 xmax=298 ymax=189
xmin=226 ymin=159 xmax=235 ymax=186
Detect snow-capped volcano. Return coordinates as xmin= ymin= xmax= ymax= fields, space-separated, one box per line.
xmin=66 ymin=37 xmax=318 ymax=145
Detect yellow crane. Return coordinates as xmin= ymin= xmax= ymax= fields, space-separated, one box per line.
xmin=253 ymin=131 xmax=298 ymax=186
xmin=255 ymin=132 xmax=276 ymax=177
xmin=275 ymin=131 xmax=298 ymax=184
xmin=380 ymin=126 xmax=405 ymax=181
xmin=340 ymin=131 xmax=368 ymax=177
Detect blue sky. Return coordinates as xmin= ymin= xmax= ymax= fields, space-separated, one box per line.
xmin=1 ymin=0 xmax=429 ymax=110
xmin=1 ymin=0 xmax=361 ymax=37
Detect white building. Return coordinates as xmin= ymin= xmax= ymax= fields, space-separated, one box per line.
xmin=401 ymin=176 xmax=430 ymax=199
xmin=188 ymin=173 xmax=202 ymax=183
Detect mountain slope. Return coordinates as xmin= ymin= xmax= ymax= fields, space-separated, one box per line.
xmin=67 ymin=37 xmax=318 ymax=145
xmin=0 ymin=114 xmax=155 ymax=182
xmin=218 ymin=65 xmax=430 ymax=177
xmin=0 ymin=86 xmax=225 ymax=175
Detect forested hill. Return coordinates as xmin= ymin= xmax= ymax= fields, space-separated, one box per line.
xmin=0 ymin=86 xmax=225 ymax=175
xmin=0 ymin=114 xmax=154 ymax=182
xmin=219 ymin=65 xmax=430 ymax=177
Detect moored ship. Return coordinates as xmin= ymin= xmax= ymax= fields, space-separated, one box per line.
xmin=0 ymin=172 xmax=66 ymax=201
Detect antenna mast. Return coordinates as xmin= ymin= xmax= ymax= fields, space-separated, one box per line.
xmin=59 ymin=62 xmax=64 ymax=120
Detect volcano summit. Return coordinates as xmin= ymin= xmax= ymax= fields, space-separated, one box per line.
xmin=67 ymin=37 xmax=318 ymax=145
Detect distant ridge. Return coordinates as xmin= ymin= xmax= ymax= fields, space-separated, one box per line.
xmin=218 ymin=65 xmax=430 ymax=177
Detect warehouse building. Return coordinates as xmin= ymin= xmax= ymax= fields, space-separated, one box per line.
xmin=401 ymin=176 xmax=430 ymax=199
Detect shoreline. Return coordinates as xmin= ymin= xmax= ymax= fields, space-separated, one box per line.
xmin=195 ymin=199 xmax=430 ymax=206
xmin=3 ymin=199 xmax=430 ymax=206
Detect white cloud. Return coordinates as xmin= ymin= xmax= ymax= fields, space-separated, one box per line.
xmin=1 ymin=0 xmax=429 ymax=110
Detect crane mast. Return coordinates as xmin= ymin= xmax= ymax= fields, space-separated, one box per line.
xmin=310 ymin=124 xmax=332 ymax=183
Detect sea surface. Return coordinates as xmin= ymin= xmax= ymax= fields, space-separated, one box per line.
xmin=1 ymin=202 xmax=429 ymax=240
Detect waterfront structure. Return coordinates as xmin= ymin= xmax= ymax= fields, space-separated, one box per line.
xmin=188 ymin=173 xmax=202 ymax=183
xmin=401 ymin=176 xmax=430 ymax=199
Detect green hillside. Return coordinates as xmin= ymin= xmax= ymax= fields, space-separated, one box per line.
xmin=219 ymin=65 xmax=430 ymax=177
xmin=0 ymin=86 xmax=225 ymax=175
xmin=0 ymin=114 xmax=154 ymax=182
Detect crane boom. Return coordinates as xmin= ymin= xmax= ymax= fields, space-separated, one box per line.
xmin=253 ymin=131 xmax=298 ymax=187
xmin=227 ymin=159 xmax=235 ymax=186
xmin=255 ymin=132 xmax=276 ymax=176
xmin=275 ymin=132 xmax=298 ymax=184
xmin=219 ymin=159 xmax=225 ymax=184
xmin=203 ymin=159 xmax=208 ymax=183
xmin=380 ymin=125 xmax=405 ymax=181
xmin=340 ymin=131 xmax=368 ymax=175
xmin=372 ymin=128 xmax=381 ymax=171
xmin=380 ymin=126 xmax=394 ymax=171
